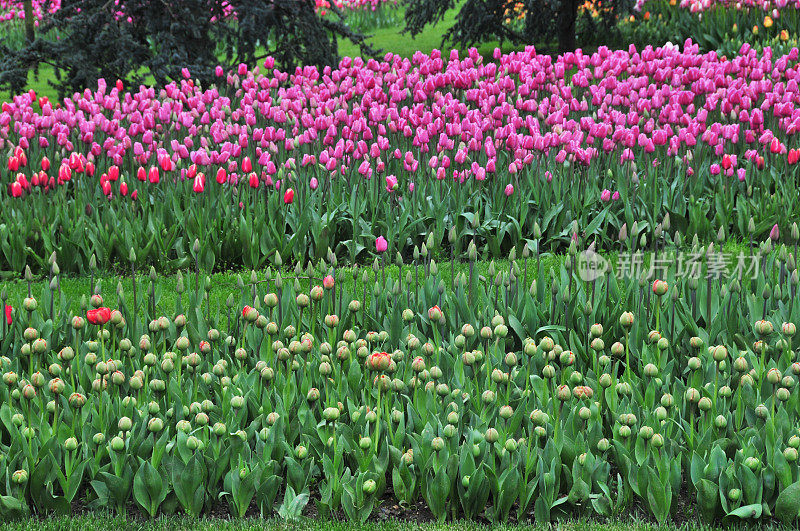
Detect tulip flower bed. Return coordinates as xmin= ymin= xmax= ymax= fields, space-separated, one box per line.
xmin=3 ymin=43 xmax=800 ymax=273
xmin=0 ymin=0 xmax=59 ymax=25
xmin=630 ymin=0 xmax=800 ymax=55
xmin=0 ymin=221 xmax=799 ymax=525
xmin=0 ymin=0 xmax=60 ymax=47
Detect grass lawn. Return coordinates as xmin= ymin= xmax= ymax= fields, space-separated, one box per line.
xmin=337 ymin=8 xmax=523 ymax=61
xmin=1 ymin=239 xmax=750 ymax=315
xmin=4 ymin=256 xmax=561 ymax=315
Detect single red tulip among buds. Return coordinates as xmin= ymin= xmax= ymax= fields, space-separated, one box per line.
xmin=86 ymin=307 xmax=112 ymax=325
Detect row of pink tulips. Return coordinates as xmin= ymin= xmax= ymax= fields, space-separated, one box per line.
xmin=2 ymin=42 xmax=800 ymax=200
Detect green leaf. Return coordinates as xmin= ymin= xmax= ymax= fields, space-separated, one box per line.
xmin=696 ymin=479 xmax=719 ymax=522
xmin=775 ymin=480 xmax=800 ymax=523
xmin=172 ymin=453 xmax=206 ymax=516
xmin=647 ymin=468 xmax=670 ymax=525
xmin=134 ymin=460 xmax=168 ymax=518
xmin=0 ymin=495 xmax=28 ymax=520
xmin=727 ymin=503 xmax=762 ymax=519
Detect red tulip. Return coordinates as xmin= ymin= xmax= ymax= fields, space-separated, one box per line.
xmin=58 ymin=165 xmax=71 ymax=183
xmin=242 ymin=156 xmax=252 ymax=173
xmin=193 ymin=174 xmax=205 ymax=193
xmin=86 ymin=307 xmax=111 ymax=325
xmin=284 ymin=188 xmax=294 ymax=204
xmin=158 ymin=154 xmax=173 ymax=172
xmin=4 ymin=305 xmax=11 ymax=326
xmin=108 ymin=166 xmax=119 ymax=181
xmin=41 ymin=157 xmax=50 ymax=171
xmin=136 ymin=166 xmax=146 ymax=182
xmin=120 ymin=182 xmax=128 ymax=197
xmin=216 ymin=168 xmax=227 ymax=184
xmin=10 ymin=182 xmax=22 ymax=198
xmin=248 ymin=172 xmax=259 ymax=188
xmin=148 ymin=166 xmax=160 ymax=184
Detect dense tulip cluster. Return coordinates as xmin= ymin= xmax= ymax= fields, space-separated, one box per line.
xmin=0 ymin=0 xmax=59 ymax=24
xmin=315 ymin=0 xmax=398 ymax=15
xmin=636 ymin=0 xmax=800 ymax=13
xmin=2 ymin=43 xmax=800 ymax=271
xmin=0 ymin=222 xmax=799 ymax=522
xmin=630 ymin=0 xmax=800 ymax=57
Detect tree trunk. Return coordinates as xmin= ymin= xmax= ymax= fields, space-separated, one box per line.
xmin=23 ymin=0 xmax=35 ymax=42
xmin=557 ymin=0 xmax=578 ymax=53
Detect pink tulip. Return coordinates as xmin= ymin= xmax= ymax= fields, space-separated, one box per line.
xmin=375 ymin=236 xmax=388 ymax=253
xmin=770 ymin=224 xmax=780 ymax=241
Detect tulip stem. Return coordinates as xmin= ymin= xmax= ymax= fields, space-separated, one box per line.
xmin=625 ymin=331 xmax=631 ymax=381
xmin=373 ymin=391 xmax=382 ymax=455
